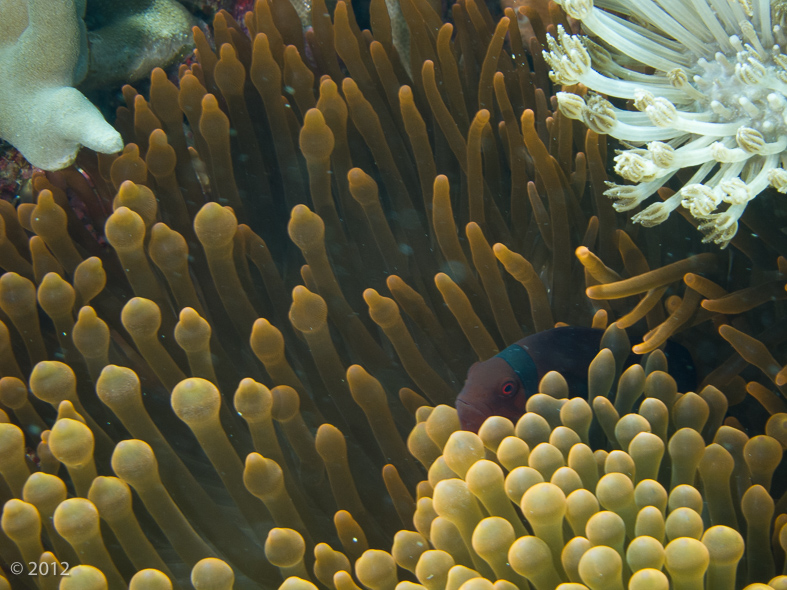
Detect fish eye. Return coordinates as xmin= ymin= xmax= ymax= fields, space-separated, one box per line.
xmin=500 ymin=381 xmax=517 ymax=397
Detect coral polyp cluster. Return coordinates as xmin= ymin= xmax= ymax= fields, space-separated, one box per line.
xmin=545 ymin=0 xmax=787 ymax=247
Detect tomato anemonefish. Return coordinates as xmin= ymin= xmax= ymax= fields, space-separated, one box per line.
xmin=455 ymin=326 xmax=696 ymax=432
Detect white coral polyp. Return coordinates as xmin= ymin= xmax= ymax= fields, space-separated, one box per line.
xmin=544 ymin=0 xmax=787 ymax=247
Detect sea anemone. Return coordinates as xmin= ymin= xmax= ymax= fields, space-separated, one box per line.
xmin=1 ymin=0 xmax=785 ymax=588
xmin=0 ymin=1 xmax=619 ymax=587
xmin=544 ymin=0 xmax=787 ymax=247
xmin=266 ymin=338 xmax=787 ymax=590
xmin=376 ymin=357 xmax=787 ymax=590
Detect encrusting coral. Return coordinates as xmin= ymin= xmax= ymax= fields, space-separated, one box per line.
xmin=544 ymin=0 xmax=787 ymax=247
xmin=0 ymin=0 xmax=123 ymax=170
xmin=0 ymin=0 xmax=785 ymax=588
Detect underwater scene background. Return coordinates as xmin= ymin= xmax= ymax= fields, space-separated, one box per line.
xmin=1 ymin=0 xmax=787 ymax=588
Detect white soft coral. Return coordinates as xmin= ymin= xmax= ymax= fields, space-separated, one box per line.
xmin=0 ymin=0 xmax=122 ymax=170
xmin=544 ymin=0 xmax=787 ymax=247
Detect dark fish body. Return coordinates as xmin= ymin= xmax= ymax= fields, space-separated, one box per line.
xmin=455 ymin=327 xmax=696 ymax=432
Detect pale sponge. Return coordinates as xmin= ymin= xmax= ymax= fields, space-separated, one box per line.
xmin=0 ymin=0 xmax=122 ymax=170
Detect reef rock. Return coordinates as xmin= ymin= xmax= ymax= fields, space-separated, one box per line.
xmin=81 ymin=0 xmax=197 ymax=90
